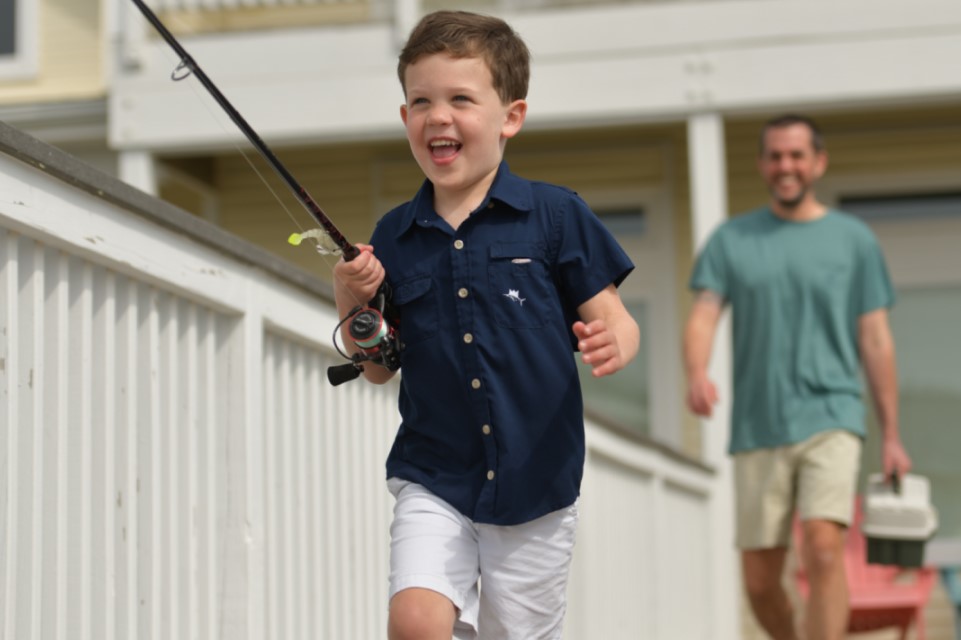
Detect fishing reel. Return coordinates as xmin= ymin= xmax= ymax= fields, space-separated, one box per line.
xmin=327 ymin=288 xmax=401 ymax=386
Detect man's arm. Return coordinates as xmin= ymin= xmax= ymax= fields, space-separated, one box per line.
xmin=683 ymin=290 xmax=724 ymax=417
xmin=859 ymin=307 xmax=912 ymax=476
xmin=573 ymin=284 xmax=640 ymax=378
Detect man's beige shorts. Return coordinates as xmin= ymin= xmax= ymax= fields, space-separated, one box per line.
xmin=733 ymin=429 xmax=861 ymax=550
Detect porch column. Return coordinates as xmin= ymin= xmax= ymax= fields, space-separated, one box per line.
xmin=118 ymin=150 xmax=158 ymax=197
xmin=686 ymin=112 xmax=740 ymax=639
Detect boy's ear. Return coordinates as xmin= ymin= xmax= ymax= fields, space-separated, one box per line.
xmin=501 ymin=99 xmax=527 ymax=139
xmin=400 ymin=104 xmax=409 ymax=126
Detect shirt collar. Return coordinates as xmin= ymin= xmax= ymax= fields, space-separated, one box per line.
xmin=394 ymin=162 xmax=534 ymax=238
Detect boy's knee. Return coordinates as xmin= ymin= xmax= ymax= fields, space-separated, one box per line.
xmin=388 ymin=588 xmax=457 ymax=640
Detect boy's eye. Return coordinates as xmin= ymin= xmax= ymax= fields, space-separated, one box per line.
xmin=453 ymin=95 xmax=470 ymax=102
xmin=410 ymin=97 xmax=428 ymax=106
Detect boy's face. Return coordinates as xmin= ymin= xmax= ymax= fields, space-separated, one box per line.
xmin=400 ymin=53 xmax=526 ymax=202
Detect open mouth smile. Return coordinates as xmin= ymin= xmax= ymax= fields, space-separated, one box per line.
xmin=430 ymin=139 xmax=462 ymax=160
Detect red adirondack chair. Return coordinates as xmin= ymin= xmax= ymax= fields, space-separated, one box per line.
xmin=794 ymin=498 xmax=937 ymax=639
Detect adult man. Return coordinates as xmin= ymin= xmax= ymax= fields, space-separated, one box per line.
xmin=683 ymin=114 xmax=912 ymax=640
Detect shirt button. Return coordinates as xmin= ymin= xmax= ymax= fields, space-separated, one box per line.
xmin=454 ymin=239 xmax=465 ymax=250
xmin=471 ymin=378 xmax=481 ymax=389
xmin=458 ymin=287 xmax=469 ymax=298
xmin=487 ymin=202 xmax=494 ymax=209
xmin=463 ymin=333 xmax=473 ymax=344
xmin=482 ymin=424 xmax=491 ymax=435
xmin=487 ymin=470 xmax=495 ymax=480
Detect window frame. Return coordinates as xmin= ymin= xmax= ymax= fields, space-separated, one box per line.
xmin=577 ymin=186 xmax=681 ymax=447
xmin=0 ymin=0 xmax=38 ymax=80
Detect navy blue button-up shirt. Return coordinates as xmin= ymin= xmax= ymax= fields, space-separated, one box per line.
xmin=372 ymin=163 xmax=634 ymax=525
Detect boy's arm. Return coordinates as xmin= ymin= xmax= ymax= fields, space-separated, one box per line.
xmin=683 ymin=290 xmax=723 ymax=417
xmin=332 ymin=243 xmax=397 ymax=385
xmin=859 ymin=307 xmax=911 ymax=476
xmin=573 ymin=284 xmax=640 ymax=378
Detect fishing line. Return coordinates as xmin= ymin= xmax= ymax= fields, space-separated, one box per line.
xmin=140 ymin=14 xmax=340 ymax=269
xmin=129 ymin=0 xmax=401 ymax=384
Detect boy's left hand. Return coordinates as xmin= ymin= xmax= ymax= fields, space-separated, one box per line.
xmin=573 ymin=319 xmax=628 ymax=378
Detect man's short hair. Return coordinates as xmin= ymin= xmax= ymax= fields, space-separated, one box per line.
xmin=759 ymin=114 xmax=825 ymax=154
xmin=397 ymin=10 xmax=531 ymax=104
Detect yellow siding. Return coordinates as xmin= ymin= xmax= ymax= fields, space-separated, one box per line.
xmin=0 ymin=0 xmax=104 ymax=103
xmin=214 ymin=142 xmax=399 ymax=277
xmin=212 ymin=127 xmax=689 ymax=278
xmin=726 ymin=106 xmax=961 ymax=216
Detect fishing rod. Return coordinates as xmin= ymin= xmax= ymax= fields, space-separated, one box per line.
xmin=129 ymin=0 xmax=400 ymax=385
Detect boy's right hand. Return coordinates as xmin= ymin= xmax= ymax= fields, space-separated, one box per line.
xmin=333 ymin=243 xmax=385 ymax=304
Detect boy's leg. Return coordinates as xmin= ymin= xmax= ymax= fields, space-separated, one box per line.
xmin=734 ymin=445 xmax=799 ymax=639
xmin=388 ymin=589 xmax=458 ymax=640
xmin=796 ymin=430 xmax=861 ymax=640
xmin=474 ymin=503 xmax=578 ymax=640
xmin=387 ymin=479 xmax=481 ymax=640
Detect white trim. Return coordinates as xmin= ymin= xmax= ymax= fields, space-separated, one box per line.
xmin=0 ymin=0 xmax=38 ymax=80
xmin=685 ymin=112 xmax=740 ymax=640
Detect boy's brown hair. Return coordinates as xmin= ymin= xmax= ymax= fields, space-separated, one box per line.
xmin=397 ymin=10 xmax=531 ymax=104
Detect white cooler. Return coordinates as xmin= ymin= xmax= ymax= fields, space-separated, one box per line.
xmin=862 ymin=473 xmax=939 ymax=567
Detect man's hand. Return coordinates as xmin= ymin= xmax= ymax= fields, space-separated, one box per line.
xmin=883 ymin=437 xmax=912 ymax=479
xmin=686 ymin=374 xmax=719 ymax=417
xmin=683 ymin=290 xmax=723 ymax=418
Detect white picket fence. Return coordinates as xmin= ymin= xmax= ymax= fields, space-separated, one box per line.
xmin=0 ymin=123 xmax=726 ymax=639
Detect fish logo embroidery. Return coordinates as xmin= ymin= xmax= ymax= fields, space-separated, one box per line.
xmin=504 ymin=289 xmax=526 ymax=306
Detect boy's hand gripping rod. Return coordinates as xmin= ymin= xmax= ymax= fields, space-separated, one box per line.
xmin=129 ymin=0 xmax=400 ymax=385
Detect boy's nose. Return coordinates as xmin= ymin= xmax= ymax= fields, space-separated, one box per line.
xmin=426 ymin=105 xmax=452 ymax=125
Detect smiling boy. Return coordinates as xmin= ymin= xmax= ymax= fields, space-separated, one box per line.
xmin=334 ymin=11 xmax=639 ymax=639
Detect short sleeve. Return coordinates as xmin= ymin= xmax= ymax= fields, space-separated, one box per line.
xmin=855 ymin=232 xmax=896 ymax=315
xmin=689 ymin=230 xmax=730 ymax=299
xmin=553 ymin=193 xmax=634 ymax=309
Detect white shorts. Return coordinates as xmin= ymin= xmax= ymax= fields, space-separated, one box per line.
xmin=387 ymin=478 xmax=579 ymax=640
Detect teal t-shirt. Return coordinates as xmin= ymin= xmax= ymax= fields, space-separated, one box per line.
xmin=690 ymin=207 xmax=895 ymax=453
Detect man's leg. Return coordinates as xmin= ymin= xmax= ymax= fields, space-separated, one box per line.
xmin=741 ymin=547 xmax=799 ymax=640
xmin=799 ymin=519 xmax=848 ymax=640
xmin=795 ymin=431 xmax=861 ymax=640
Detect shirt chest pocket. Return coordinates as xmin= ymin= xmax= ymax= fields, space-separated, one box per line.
xmin=487 ymin=242 xmax=554 ymax=330
xmin=392 ymin=274 xmax=438 ymax=347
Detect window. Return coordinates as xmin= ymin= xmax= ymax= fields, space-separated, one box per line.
xmin=841 ymin=191 xmax=961 ymax=222
xmin=0 ymin=0 xmax=14 ymax=56
xmin=0 ymin=0 xmax=37 ymax=79
xmin=574 ymin=200 xmax=681 ymax=446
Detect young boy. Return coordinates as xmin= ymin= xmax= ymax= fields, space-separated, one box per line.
xmin=333 ymin=11 xmax=640 ymax=640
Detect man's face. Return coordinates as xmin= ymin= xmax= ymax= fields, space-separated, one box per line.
xmin=757 ymin=123 xmax=828 ymax=210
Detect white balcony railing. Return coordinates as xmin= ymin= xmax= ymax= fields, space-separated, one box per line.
xmin=0 ymin=121 xmax=726 ymax=639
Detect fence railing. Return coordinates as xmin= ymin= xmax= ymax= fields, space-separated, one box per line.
xmin=0 ymin=121 xmax=721 ymax=639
